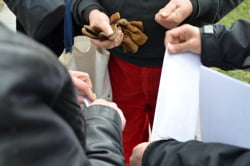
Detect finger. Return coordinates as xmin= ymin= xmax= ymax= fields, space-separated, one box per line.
xmin=69 ymin=71 xmax=93 ymax=91
xmin=163 ymin=11 xmax=181 ymax=29
xmin=68 ymin=70 xmax=82 ymax=78
xmin=77 ymin=74 xmax=93 ymax=90
xmin=90 ymin=37 xmax=121 ymax=49
xmin=89 ymin=10 xmax=113 ymax=36
xmin=112 ymin=28 xmax=124 ymax=46
xmin=155 ymin=4 xmax=175 ymax=23
xmin=165 ymin=31 xmax=175 ymax=46
xmin=77 ymin=95 xmax=85 ymax=104
xmin=72 ymin=77 xmax=95 ymax=101
xmin=81 ymin=87 xmax=95 ymax=101
xmin=69 ymin=70 xmax=89 ymax=77
xmin=172 ymin=6 xmax=189 ymax=23
xmin=102 ymin=23 xmax=114 ymax=37
xmin=168 ymin=42 xmax=190 ymax=54
xmin=159 ymin=3 xmax=186 ymax=29
xmin=69 ymin=70 xmax=93 ymax=89
xmin=174 ymin=0 xmax=193 ymax=19
xmin=165 ymin=29 xmax=183 ymax=46
xmin=90 ymin=38 xmax=113 ymax=49
xmin=161 ymin=3 xmax=177 ymax=17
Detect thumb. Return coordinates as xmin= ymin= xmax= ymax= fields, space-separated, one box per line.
xmin=102 ymin=23 xmax=114 ymax=37
xmin=168 ymin=42 xmax=190 ymax=54
xmin=159 ymin=11 xmax=170 ymax=18
xmin=72 ymin=77 xmax=96 ymax=101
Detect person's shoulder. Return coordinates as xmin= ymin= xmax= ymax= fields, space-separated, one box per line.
xmin=0 ymin=23 xmax=61 ymax=67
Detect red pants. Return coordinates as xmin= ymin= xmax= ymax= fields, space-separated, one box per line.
xmin=109 ymin=56 xmax=162 ymax=166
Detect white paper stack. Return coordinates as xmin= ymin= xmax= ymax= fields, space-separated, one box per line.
xmin=200 ymin=66 xmax=250 ymax=148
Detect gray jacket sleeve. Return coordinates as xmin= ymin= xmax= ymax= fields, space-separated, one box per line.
xmin=200 ymin=19 xmax=250 ymax=70
xmin=84 ymin=105 xmax=124 ymax=165
xmin=142 ymin=140 xmax=250 ymax=166
xmin=0 ymin=23 xmax=124 ymax=166
xmin=189 ymin=0 xmax=243 ymax=25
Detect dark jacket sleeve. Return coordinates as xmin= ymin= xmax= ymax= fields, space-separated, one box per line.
xmin=4 ymin=0 xmax=65 ymax=40
xmin=142 ymin=140 xmax=250 ymax=166
xmin=189 ymin=0 xmax=243 ymax=25
xmin=200 ymin=19 xmax=250 ymax=70
xmin=71 ymin=0 xmax=105 ymax=25
xmin=0 ymin=23 xmax=124 ymax=166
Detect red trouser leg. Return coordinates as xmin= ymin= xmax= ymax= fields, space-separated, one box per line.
xmin=108 ymin=56 xmax=162 ymax=166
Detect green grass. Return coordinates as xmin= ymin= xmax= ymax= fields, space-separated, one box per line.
xmin=212 ymin=0 xmax=250 ymax=83
xmin=218 ymin=0 xmax=250 ymax=26
xmin=212 ymin=67 xmax=250 ymax=84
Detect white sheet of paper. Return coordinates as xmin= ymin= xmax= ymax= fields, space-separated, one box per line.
xmin=151 ymin=50 xmax=201 ymax=141
xmin=200 ymin=66 xmax=250 ymax=148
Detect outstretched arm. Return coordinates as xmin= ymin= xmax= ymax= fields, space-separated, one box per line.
xmin=188 ymin=0 xmax=243 ymax=26
xmin=131 ymin=140 xmax=250 ymax=166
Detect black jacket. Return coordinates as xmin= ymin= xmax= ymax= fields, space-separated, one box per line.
xmin=200 ymin=19 xmax=250 ymax=70
xmin=0 ymin=23 xmax=124 ymax=166
xmin=71 ymin=0 xmax=243 ymax=67
xmin=143 ymin=140 xmax=250 ymax=166
xmin=4 ymin=0 xmax=81 ymax=56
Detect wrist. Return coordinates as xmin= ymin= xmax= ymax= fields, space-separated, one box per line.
xmin=188 ymin=0 xmax=198 ymax=21
xmin=83 ymin=5 xmax=103 ymax=23
xmin=89 ymin=9 xmax=101 ymax=23
xmin=199 ymin=25 xmax=218 ymax=64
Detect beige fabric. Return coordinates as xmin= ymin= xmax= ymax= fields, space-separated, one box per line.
xmin=59 ymin=36 xmax=112 ymax=101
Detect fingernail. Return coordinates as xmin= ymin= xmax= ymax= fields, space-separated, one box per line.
xmin=161 ymin=12 xmax=169 ymax=17
xmin=107 ymin=29 xmax=114 ymax=36
xmin=168 ymin=43 xmax=176 ymax=53
xmin=167 ymin=42 xmax=171 ymax=49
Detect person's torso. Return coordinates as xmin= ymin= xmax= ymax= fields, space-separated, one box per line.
xmin=101 ymin=0 xmax=170 ymax=67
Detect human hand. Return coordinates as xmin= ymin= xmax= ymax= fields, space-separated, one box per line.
xmin=90 ymin=99 xmax=126 ymax=130
xmin=155 ymin=0 xmax=193 ymax=29
xmin=130 ymin=142 xmax=150 ymax=166
xmin=165 ymin=24 xmax=201 ymax=54
xmin=68 ymin=70 xmax=96 ymax=104
xmin=89 ymin=9 xmax=124 ymax=49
